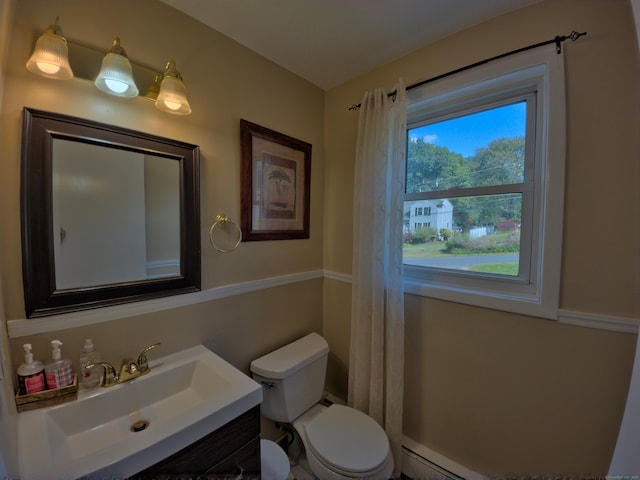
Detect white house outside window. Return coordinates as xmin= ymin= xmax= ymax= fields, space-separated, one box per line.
xmin=403 ymin=46 xmax=566 ymax=319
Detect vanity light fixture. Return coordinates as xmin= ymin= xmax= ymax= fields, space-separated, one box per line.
xmin=155 ymin=60 xmax=192 ymax=115
xmin=25 ymin=23 xmax=192 ymax=115
xmin=94 ymin=38 xmax=139 ymax=98
xmin=25 ymin=18 xmax=74 ymax=80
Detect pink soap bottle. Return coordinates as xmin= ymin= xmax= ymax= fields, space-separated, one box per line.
xmin=44 ymin=340 xmax=74 ymax=389
xmin=17 ymin=343 xmax=45 ymax=395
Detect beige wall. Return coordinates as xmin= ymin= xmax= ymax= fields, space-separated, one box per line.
xmin=324 ymin=0 xmax=639 ymax=475
xmin=0 ymin=0 xmax=324 ymax=405
xmin=2 ymin=0 xmax=640 ymax=476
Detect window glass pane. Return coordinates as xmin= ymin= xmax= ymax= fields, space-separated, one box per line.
xmin=403 ymin=194 xmax=522 ymax=277
xmin=406 ymin=101 xmax=526 ymax=193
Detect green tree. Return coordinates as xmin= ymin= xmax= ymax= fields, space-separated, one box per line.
xmin=464 ymin=137 xmax=524 ymax=228
xmin=406 ymin=139 xmax=468 ymax=193
xmin=472 ymin=137 xmax=525 ymax=186
xmin=407 ymin=135 xmax=525 ymax=231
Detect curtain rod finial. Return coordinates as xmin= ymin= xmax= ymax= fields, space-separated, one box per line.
xmin=556 ymin=30 xmax=587 ymax=54
xmin=569 ymin=31 xmax=587 ymax=42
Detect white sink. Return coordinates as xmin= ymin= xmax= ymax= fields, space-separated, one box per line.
xmin=17 ymin=345 xmax=262 ymax=479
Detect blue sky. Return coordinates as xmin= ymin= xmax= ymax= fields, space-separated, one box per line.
xmin=409 ymin=101 xmax=526 ymax=157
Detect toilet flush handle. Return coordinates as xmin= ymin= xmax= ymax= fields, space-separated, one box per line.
xmin=261 ymin=381 xmax=277 ymax=390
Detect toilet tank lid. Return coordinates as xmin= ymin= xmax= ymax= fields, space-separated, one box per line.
xmin=250 ymin=332 xmax=329 ymax=379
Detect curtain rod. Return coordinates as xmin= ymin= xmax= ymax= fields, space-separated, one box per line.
xmin=348 ymin=30 xmax=586 ymax=111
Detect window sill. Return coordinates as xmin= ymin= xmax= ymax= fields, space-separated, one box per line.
xmin=403 ymin=277 xmax=558 ymax=320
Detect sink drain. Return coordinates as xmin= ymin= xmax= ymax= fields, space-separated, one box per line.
xmin=131 ymin=419 xmax=150 ymax=432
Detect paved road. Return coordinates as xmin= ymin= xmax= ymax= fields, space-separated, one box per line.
xmin=404 ymin=254 xmax=519 ymax=269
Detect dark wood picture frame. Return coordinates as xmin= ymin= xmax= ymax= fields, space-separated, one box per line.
xmin=240 ymin=119 xmax=312 ymax=241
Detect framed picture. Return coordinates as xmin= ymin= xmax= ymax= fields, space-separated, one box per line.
xmin=240 ymin=119 xmax=312 ymax=241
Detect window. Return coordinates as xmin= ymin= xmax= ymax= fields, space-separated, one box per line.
xmin=403 ymin=46 xmax=566 ymax=319
xmin=405 ymin=99 xmax=530 ymax=277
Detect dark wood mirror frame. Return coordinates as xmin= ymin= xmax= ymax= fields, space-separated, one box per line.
xmin=21 ymin=107 xmax=201 ymax=318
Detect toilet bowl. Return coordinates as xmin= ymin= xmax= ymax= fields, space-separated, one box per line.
xmin=260 ymin=439 xmax=290 ymax=480
xmin=293 ymin=404 xmax=393 ymax=480
xmin=250 ymin=333 xmax=394 ymax=479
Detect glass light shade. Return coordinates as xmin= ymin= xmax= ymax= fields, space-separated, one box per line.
xmin=25 ymin=21 xmax=73 ymax=80
xmin=94 ymin=38 xmax=139 ymax=98
xmin=155 ymin=61 xmax=191 ymax=115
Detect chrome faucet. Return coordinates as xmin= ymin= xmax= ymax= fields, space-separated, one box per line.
xmin=87 ymin=342 xmax=160 ymax=387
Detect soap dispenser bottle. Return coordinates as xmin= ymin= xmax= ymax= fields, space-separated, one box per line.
xmin=79 ymin=338 xmax=101 ymax=389
xmin=17 ymin=343 xmax=45 ymax=395
xmin=45 ymin=340 xmax=74 ymax=389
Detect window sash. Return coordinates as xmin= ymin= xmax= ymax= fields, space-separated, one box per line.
xmin=404 ymin=91 xmax=536 ymax=284
xmin=401 ymin=44 xmax=566 ymax=320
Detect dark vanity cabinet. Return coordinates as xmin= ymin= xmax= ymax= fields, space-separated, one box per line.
xmin=135 ymin=406 xmax=261 ymax=479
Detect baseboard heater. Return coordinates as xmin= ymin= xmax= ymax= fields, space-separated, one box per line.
xmin=402 ymin=447 xmax=461 ymax=479
xmin=402 ymin=437 xmax=484 ymax=480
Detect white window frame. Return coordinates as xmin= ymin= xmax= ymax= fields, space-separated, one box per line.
xmin=403 ymin=46 xmax=566 ymax=320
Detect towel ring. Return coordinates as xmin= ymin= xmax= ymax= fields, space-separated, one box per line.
xmin=209 ymin=214 xmax=242 ymax=253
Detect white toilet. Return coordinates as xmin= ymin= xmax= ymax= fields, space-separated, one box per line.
xmin=261 ymin=438 xmax=291 ymax=480
xmin=251 ymin=333 xmax=394 ymax=480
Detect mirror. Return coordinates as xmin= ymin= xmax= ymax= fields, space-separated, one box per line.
xmin=52 ymin=140 xmax=181 ymax=289
xmin=21 ymin=108 xmax=201 ymax=318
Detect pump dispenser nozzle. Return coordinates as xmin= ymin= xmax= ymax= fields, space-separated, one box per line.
xmin=51 ymin=340 xmax=63 ymax=360
xmin=23 ymin=343 xmax=34 ymax=364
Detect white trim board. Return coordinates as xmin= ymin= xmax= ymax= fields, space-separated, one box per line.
xmin=325 ymin=270 xmax=640 ymax=334
xmin=7 ymin=270 xmax=324 ymax=338
xmin=557 ymin=310 xmax=639 ymax=334
xmin=7 ymin=269 xmax=638 ymax=338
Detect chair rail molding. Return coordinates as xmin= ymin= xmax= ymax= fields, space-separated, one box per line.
xmin=8 ymin=270 xmax=324 ymax=338
xmin=8 ymin=269 xmax=637 ymax=337
xmin=324 ymin=270 xmax=639 ymax=335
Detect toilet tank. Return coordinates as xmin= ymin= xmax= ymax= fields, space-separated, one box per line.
xmin=250 ymin=333 xmax=329 ymax=423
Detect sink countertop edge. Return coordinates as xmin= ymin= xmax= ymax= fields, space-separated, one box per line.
xmin=17 ymin=344 xmax=263 ymax=480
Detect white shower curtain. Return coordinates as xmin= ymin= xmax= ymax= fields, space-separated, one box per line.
xmin=349 ymin=80 xmax=406 ymax=476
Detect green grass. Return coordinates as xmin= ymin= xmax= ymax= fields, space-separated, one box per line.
xmin=403 ymin=241 xmax=449 ymax=257
xmin=403 ymin=237 xmax=519 ymax=276
xmin=469 ymin=263 xmax=519 ymax=275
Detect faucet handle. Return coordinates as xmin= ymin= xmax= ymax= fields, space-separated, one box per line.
xmin=137 ymin=342 xmax=161 ymax=375
xmin=86 ymin=362 xmax=118 ymax=387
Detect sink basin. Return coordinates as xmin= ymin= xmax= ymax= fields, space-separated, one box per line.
xmin=17 ymin=345 xmax=262 ymax=479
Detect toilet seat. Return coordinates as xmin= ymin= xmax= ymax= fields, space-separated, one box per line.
xmin=304 ymin=404 xmax=390 ymax=475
